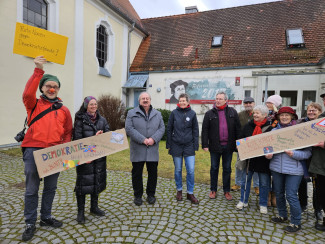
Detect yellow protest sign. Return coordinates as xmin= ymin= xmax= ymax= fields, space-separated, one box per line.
xmin=33 ymin=129 xmax=129 ymax=178
xmin=13 ymin=22 xmax=68 ymax=65
xmin=237 ymin=118 xmax=325 ymax=160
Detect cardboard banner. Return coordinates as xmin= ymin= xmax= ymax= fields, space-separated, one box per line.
xmin=13 ymin=22 xmax=68 ymax=65
xmin=33 ymin=129 xmax=129 ymax=178
xmin=237 ymin=118 xmax=325 ymax=160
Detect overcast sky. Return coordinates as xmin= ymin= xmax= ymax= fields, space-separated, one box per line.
xmin=129 ymin=0 xmax=282 ymax=19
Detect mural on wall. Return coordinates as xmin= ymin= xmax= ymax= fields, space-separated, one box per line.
xmin=165 ymin=77 xmax=242 ymax=104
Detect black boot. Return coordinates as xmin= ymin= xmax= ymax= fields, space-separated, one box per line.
xmin=315 ymin=217 xmax=325 ymax=232
xmin=315 ymin=209 xmax=323 ymax=222
xmin=76 ymin=194 xmax=86 ymax=224
xmin=90 ymin=194 xmax=105 ymax=216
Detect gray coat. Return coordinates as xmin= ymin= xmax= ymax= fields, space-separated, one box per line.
xmin=125 ymin=106 xmax=165 ymax=162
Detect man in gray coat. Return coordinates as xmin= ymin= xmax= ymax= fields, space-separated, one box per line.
xmin=125 ymin=92 xmax=165 ymax=206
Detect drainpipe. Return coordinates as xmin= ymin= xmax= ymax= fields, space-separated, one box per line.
xmin=127 ymin=22 xmax=135 ymax=80
xmin=264 ymin=75 xmax=269 ymax=104
xmin=126 ymin=22 xmax=135 ymax=107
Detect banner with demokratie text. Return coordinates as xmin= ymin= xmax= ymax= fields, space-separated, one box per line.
xmin=33 ymin=129 xmax=128 ymax=178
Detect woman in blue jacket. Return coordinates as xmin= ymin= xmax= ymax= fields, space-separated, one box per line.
xmin=167 ymin=93 xmax=199 ymax=204
xmin=266 ymin=107 xmax=311 ymax=234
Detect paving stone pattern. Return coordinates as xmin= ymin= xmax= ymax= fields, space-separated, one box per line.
xmin=0 ymin=152 xmax=324 ymax=243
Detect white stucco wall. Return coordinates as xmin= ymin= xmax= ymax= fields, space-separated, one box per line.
xmin=0 ymin=0 xmax=144 ymax=145
xmin=0 ymin=0 xmax=75 ymax=145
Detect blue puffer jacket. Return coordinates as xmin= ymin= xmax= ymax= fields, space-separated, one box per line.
xmin=269 ymin=125 xmax=312 ymax=175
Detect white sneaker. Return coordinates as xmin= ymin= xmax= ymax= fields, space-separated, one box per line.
xmin=236 ymin=201 xmax=248 ymax=210
xmin=260 ymin=206 xmax=268 ymax=214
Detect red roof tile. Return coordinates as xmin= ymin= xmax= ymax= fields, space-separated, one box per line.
xmin=130 ymin=0 xmax=325 ymax=72
xmin=104 ymin=0 xmax=144 ymax=29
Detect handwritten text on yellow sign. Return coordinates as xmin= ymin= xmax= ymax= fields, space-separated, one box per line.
xmin=13 ymin=22 xmax=68 ymax=65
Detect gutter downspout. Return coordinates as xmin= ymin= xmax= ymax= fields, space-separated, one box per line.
xmin=126 ymin=22 xmax=135 ymax=107
xmin=127 ymin=22 xmax=135 ymax=80
xmin=264 ymin=75 xmax=269 ymax=104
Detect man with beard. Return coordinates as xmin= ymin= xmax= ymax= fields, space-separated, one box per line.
xmin=231 ymin=97 xmax=260 ymax=195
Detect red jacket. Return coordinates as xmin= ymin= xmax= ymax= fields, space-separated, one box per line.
xmin=21 ymin=68 xmax=73 ymax=148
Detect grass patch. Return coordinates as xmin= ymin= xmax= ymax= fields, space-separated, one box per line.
xmin=2 ymin=141 xmax=237 ymax=186
xmin=107 ymin=140 xmax=237 ymax=186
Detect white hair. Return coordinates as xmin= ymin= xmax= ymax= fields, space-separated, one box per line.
xmin=138 ymin=92 xmax=151 ymax=102
xmin=253 ymin=105 xmax=269 ymax=116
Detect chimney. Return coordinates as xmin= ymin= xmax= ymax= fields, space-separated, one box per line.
xmin=185 ymin=6 xmax=199 ymax=14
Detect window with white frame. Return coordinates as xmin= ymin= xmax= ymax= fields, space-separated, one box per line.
xmin=18 ymin=0 xmax=58 ymax=33
xmin=95 ymin=19 xmax=114 ymax=77
xmin=23 ymin=0 xmax=47 ymax=29
xmin=96 ymin=25 xmax=108 ymax=68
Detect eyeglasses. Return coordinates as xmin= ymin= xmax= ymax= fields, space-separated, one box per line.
xmin=44 ymin=85 xmax=59 ymax=90
xmin=244 ymin=102 xmax=253 ymax=104
xmin=307 ymin=109 xmax=318 ymax=113
xmin=140 ymin=97 xmax=151 ymax=101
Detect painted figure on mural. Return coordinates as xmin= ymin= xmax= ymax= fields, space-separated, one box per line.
xmin=169 ymin=80 xmax=188 ymax=103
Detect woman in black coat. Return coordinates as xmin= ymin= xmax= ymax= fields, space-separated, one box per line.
xmin=166 ymin=93 xmax=199 ymax=204
xmin=236 ymin=105 xmax=273 ymax=214
xmin=73 ymin=96 xmax=109 ymax=224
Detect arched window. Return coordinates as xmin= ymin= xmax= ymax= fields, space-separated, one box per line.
xmin=96 ymin=25 xmax=108 ymax=68
xmin=23 ymin=0 xmax=47 ymax=29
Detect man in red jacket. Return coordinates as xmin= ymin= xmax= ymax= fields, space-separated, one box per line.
xmin=21 ymin=56 xmax=73 ymax=242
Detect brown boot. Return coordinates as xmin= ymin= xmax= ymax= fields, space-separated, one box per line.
xmin=267 ymin=192 xmax=272 ymax=207
xmin=187 ymin=193 xmax=199 ymax=204
xmin=176 ymin=190 xmax=183 ymax=201
xmin=271 ymin=191 xmax=277 ymax=207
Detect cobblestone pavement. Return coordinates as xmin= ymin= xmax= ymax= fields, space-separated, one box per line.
xmin=0 ymin=152 xmax=324 ymax=243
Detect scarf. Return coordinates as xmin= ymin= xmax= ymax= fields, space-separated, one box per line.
xmin=41 ymin=94 xmax=60 ymax=103
xmin=216 ymin=103 xmax=227 ymax=110
xmin=86 ymin=112 xmax=97 ymax=124
xmin=278 ymin=120 xmax=297 ymax=128
xmin=252 ymin=118 xmax=267 ymax=136
xmin=177 ymin=104 xmax=190 ymax=108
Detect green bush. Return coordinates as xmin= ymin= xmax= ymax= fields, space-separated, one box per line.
xmin=156 ymin=108 xmax=171 ymax=141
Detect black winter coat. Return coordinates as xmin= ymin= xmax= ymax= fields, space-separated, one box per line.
xmin=240 ymin=120 xmax=273 ymax=174
xmin=166 ymin=106 xmax=199 ymax=157
xmin=201 ymin=106 xmax=241 ymax=153
xmin=73 ymin=111 xmax=110 ymax=195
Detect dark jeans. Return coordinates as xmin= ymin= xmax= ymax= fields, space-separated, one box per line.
xmin=315 ymin=174 xmax=325 ymax=213
xmin=210 ymin=146 xmax=233 ymax=193
xmin=298 ymin=178 xmax=308 ymax=208
xmin=23 ymin=147 xmax=60 ymax=225
xmin=132 ymin=161 xmax=158 ymax=197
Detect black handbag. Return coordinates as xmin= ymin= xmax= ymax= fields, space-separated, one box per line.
xmin=14 ymin=100 xmax=63 ymax=142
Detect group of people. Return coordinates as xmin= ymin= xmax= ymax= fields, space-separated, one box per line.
xmin=20 ymin=56 xmax=324 ymax=241
xmin=234 ymin=95 xmax=325 ymax=234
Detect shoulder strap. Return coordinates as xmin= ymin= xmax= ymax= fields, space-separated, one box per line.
xmin=28 ymin=102 xmax=63 ymax=128
xmin=23 ymin=99 xmax=39 ymax=128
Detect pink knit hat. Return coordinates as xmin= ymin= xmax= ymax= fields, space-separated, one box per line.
xmin=266 ymin=95 xmax=282 ymax=108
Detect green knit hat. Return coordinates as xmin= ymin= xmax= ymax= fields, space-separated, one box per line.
xmin=39 ymin=74 xmax=61 ymax=93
